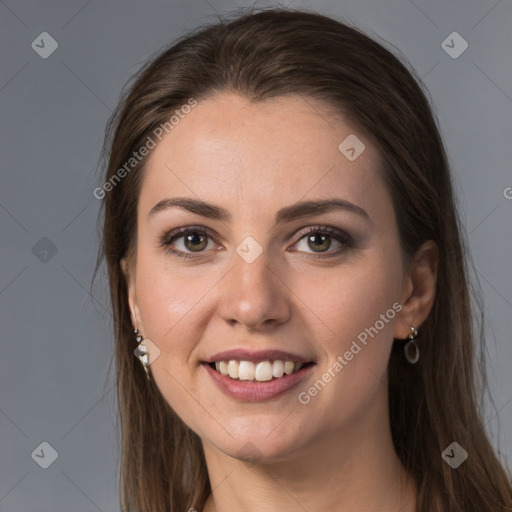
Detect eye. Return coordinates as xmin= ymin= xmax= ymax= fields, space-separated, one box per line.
xmin=160 ymin=225 xmax=353 ymax=260
xmin=291 ymin=226 xmax=353 ymax=256
xmin=160 ymin=227 xmax=217 ymax=258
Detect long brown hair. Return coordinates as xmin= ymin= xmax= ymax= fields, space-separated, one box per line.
xmin=97 ymin=7 xmax=512 ymax=511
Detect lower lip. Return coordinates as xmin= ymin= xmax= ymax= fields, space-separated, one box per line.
xmin=203 ymin=363 xmax=315 ymax=402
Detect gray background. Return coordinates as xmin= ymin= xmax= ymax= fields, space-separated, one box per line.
xmin=1 ymin=0 xmax=511 ymax=510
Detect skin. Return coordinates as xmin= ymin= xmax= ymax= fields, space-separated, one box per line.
xmin=123 ymin=92 xmax=438 ymax=511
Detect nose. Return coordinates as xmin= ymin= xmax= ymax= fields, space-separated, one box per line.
xmin=217 ymin=249 xmax=291 ymax=332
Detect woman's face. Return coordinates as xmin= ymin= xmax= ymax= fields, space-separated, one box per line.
xmin=125 ymin=92 xmax=413 ymax=463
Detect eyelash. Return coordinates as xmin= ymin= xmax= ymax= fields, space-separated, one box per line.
xmin=159 ymin=225 xmax=354 ymax=260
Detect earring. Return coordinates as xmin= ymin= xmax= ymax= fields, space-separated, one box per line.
xmin=133 ymin=328 xmax=151 ymax=380
xmin=404 ymin=326 xmax=420 ymax=364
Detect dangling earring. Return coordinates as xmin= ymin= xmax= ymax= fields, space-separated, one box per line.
xmin=133 ymin=328 xmax=151 ymax=380
xmin=404 ymin=326 xmax=419 ymax=364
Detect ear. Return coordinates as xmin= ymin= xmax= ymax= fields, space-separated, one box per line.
xmin=121 ymin=257 xmax=143 ymax=332
xmin=394 ymin=240 xmax=438 ymax=339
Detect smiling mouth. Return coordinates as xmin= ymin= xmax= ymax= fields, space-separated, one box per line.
xmin=206 ymin=360 xmax=315 ymax=382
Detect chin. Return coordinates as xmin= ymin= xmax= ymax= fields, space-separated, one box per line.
xmin=206 ymin=422 xmax=308 ymax=465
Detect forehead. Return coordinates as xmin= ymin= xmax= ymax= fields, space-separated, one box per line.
xmin=139 ymin=92 xmax=386 ymax=217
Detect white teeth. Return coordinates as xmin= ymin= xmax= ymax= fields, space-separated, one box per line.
xmin=211 ymin=359 xmax=307 ymax=381
xmin=255 ymin=361 xmax=273 ymax=381
xmin=238 ymin=361 xmax=255 ymax=381
xmin=227 ymin=360 xmax=239 ymax=379
xmin=284 ymin=361 xmax=295 ymax=375
xmin=219 ymin=361 xmax=229 ymax=376
xmin=272 ymin=360 xmax=284 ymax=378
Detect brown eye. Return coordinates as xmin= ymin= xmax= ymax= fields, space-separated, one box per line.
xmin=161 ymin=227 xmax=216 ymax=258
xmin=307 ymin=233 xmax=332 ymax=252
xmin=291 ymin=226 xmax=353 ymax=257
xmin=183 ymin=232 xmax=208 ymax=252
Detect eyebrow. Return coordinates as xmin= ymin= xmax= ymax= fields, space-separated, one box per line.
xmin=148 ymin=197 xmax=370 ymax=224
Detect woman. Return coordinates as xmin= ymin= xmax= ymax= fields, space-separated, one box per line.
xmin=98 ymin=7 xmax=512 ymax=511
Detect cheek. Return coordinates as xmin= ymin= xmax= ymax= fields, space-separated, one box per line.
xmin=133 ymin=249 xmax=221 ymax=385
xmin=287 ymin=283 xmax=399 ymax=438
xmin=293 ymin=251 xmax=403 ymax=412
xmin=135 ymin=247 xmax=217 ymax=339
xmin=297 ymin=257 xmax=401 ymax=344
xmin=133 ymin=252 xmax=219 ymax=427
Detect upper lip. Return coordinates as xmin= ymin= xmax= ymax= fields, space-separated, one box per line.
xmin=204 ymin=348 xmax=315 ymax=364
